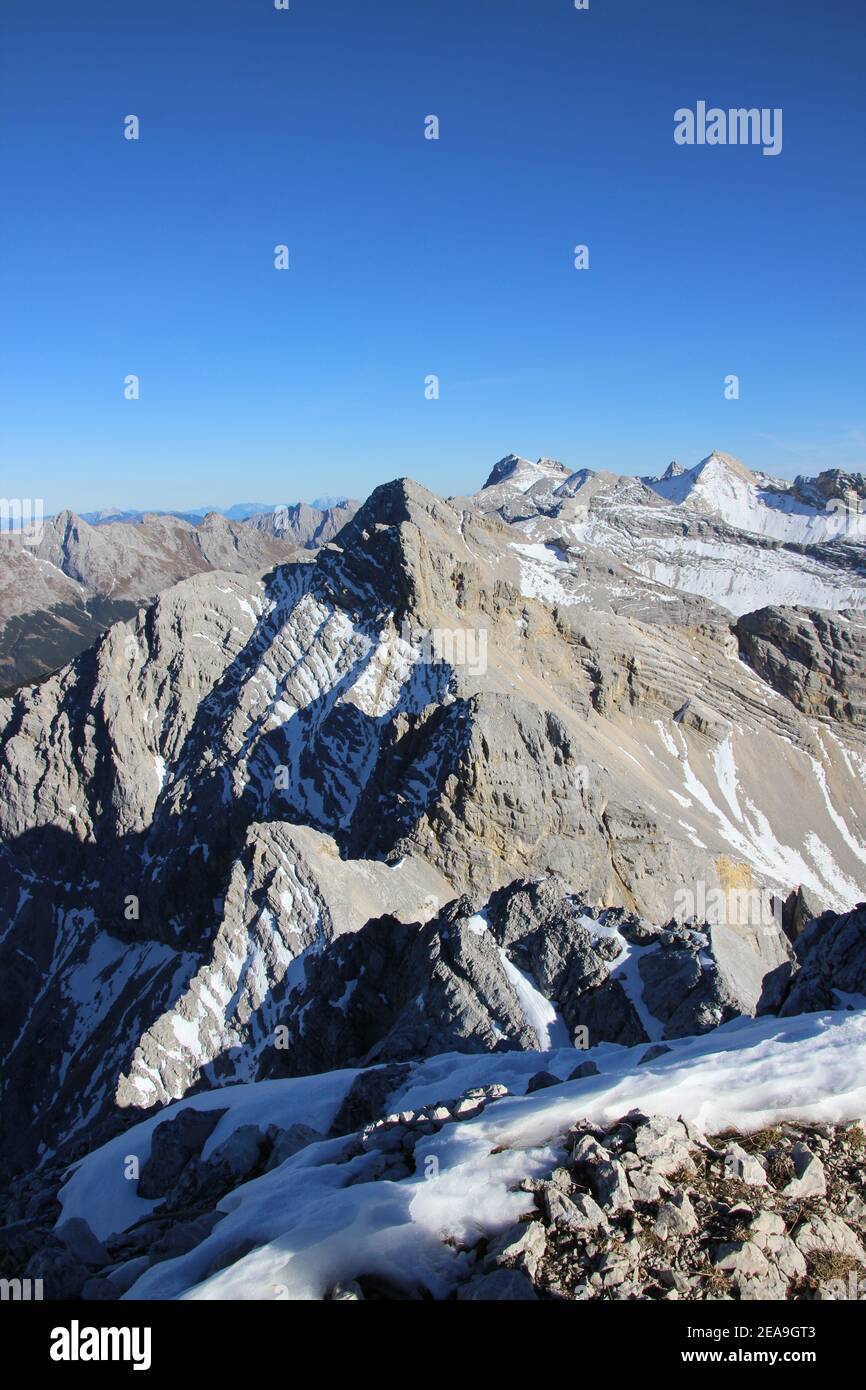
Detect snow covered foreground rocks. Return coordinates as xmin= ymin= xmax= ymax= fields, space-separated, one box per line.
xmin=37 ymin=1009 xmax=866 ymax=1301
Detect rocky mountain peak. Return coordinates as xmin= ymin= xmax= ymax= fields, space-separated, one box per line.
xmin=482 ymin=455 xmax=571 ymax=491
xmin=791 ymin=469 xmax=866 ymax=509
xmin=694 ymin=450 xmax=755 ymax=484
xmin=482 ymin=454 xmax=533 ymax=488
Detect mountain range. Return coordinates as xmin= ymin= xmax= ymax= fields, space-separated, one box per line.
xmin=1 ymin=448 xmax=865 ymax=1303
xmin=0 ymin=500 xmax=358 ymax=694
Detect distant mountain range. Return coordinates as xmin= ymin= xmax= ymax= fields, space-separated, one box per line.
xmin=78 ymin=499 xmax=352 ymax=526
xmin=0 ymin=499 xmax=358 ymax=692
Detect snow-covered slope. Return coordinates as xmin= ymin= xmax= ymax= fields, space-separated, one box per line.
xmin=649 ymin=451 xmax=866 ymax=545
xmin=471 ymin=451 xmax=866 ymax=617
xmin=53 ymin=1009 xmax=866 ymax=1300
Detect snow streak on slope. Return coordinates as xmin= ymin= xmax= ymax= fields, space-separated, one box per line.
xmin=648 ymin=718 xmax=866 ymax=912
xmin=498 ymin=949 xmax=571 ymax=1049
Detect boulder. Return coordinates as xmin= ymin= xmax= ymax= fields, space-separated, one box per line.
xmin=137 ymin=1107 xmax=228 ymax=1199
xmin=56 ymin=1216 xmax=108 ymax=1268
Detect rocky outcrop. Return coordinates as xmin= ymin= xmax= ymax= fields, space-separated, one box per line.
xmin=256 ymin=876 xmax=795 ymax=1082
xmin=735 ymin=606 xmax=866 ymax=726
xmin=246 ymin=500 xmax=359 ymax=548
xmin=14 ymin=1096 xmax=865 ymax=1302
xmin=778 ymin=905 xmax=866 ymax=1016
xmin=457 ymin=1114 xmax=866 ymax=1302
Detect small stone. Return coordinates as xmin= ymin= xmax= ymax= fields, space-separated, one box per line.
xmin=484 ymin=1220 xmax=547 ymax=1279
xmin=451 ymin=1097 xmax=484 ymax=1118
xmin=571 ymin=1134 xmax=633 ymax=1213
xmin=483 ymin=1084 xmax=510 ymax=1101
xmin=526 ymin=1071 xmax=560 ymax=1094
xmin=597 ymin=1251 xmax=631 ymax=1287
xmin=794 ymin=1212 xmax=866 ymax=1263
xmin=654 ymin=1190 xmax=698 ymax=1241
xmin=136 ymin=1106 xmax=227 ymax=1199
xmin=748 ymin=1210 xmax=786 ymax=1243
xmin=548 ymin=1166 xmax=573 ymax=1192
xmin=544 ymin=1187 xmax=609 ymax=1234
xmin=264 ymin=1123 xmax=322 ymax=1173
xmin=595 ymin=1159 xmax=633 ymax=1214
xmin=713 ymin=1238 xmax=789 ymax=1297
xmin=568 ymin=1060 xmax=600 ymax=1081
xmin=782 ymin=1144 xmax=826 ymax=1199
xmin=723 ymin=1142 xmax=767 ymax=1187
xmin=843 ymin=1193 xmax=866 ymax=1226
xmin=207 ymin=1124 xmax=267 ymax=1181
xmin=633 ymin=1115 xmax=696 ymax=1177
xmin=713 ymin=1240 xmax=770 ymax=1278
xmin=56 ymin=1216 xmax=108 ymax=1268
xmin=628 ymin=1168 xmax=665 ymax=1204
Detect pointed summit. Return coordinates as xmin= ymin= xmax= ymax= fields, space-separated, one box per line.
xmin=694 ymin=450 xmax=755 ymax=485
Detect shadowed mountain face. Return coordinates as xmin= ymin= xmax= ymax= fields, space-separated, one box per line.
xmin=1 ymin=465 xmax=865 ymax=1197
xmin=0 ymin=502 xmax=358 ymax=693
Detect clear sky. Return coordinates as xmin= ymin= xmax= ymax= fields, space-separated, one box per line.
xmin=1 ymin=0 xmax=864 ymax=513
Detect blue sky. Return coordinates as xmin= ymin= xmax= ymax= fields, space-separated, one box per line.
xmin=1 ymin=0 xmax=864 ymax=512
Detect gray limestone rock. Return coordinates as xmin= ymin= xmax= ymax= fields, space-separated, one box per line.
xmin=137 ymin=1108 xmax=228 ymax=1200
xmin=779 ymin=905 xmax=866 ymax=1016
xmin=483 ymin=1220 xmax=548 ymax=1279
xmin=735 ymin=606 xmax=866 ymax=727
xmin=56 ymin=1216 xmax=108 ymax=1268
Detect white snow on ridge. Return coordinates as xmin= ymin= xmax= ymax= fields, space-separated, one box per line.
xmin=465 ymin=912 xmax=489 ymax=936
xmin=57 ymin=1009 xmax=865 ymax=1301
